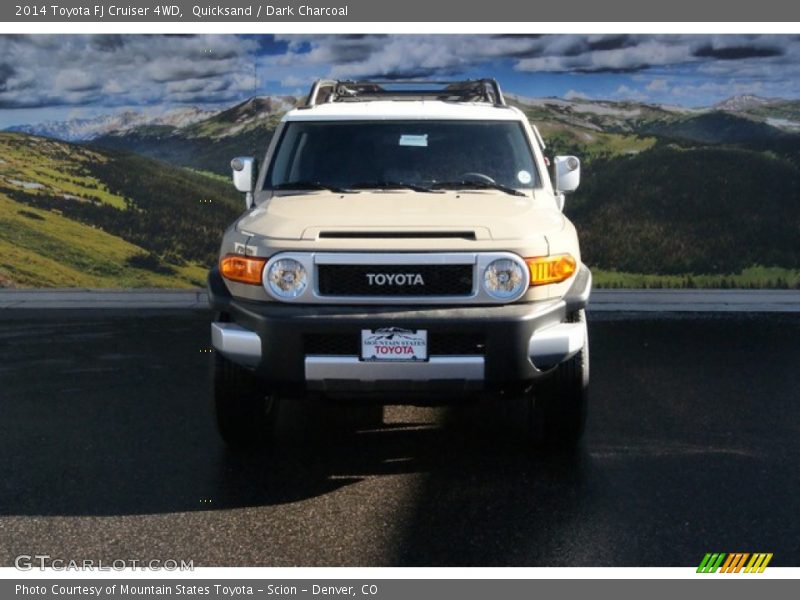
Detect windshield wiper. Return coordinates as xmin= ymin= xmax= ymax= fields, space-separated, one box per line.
xmin=431 ymin=180 xmax=527 ymax=197
xmin=351 ymin=181 xmax=443 ymax=193
xmin=272 ymin=181 xmax=358 ymax=194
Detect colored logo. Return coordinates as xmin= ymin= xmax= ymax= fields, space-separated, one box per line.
xmin=697 ymin=553 xmax=773 ymax=573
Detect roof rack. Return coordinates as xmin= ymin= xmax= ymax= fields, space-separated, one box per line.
xmin=301 ymin=79 xmax=507 ymax=109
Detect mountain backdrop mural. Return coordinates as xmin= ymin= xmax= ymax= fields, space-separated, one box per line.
xmin=1 ymin=34 xmax=799 ymax=288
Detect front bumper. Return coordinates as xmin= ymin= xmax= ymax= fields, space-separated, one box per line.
xmin=208 ymin=265 xmax=591 ymax=394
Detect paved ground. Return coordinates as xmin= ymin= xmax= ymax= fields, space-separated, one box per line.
xmin=0 ymin=310 xmax=799 ymax=566
xmin=1 ymin=288 xmax=799 ymax=311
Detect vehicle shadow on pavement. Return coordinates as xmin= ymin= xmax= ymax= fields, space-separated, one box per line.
xmin=0 ymin=312 xmax=588 ymax=522
xmin=208 ymin=398 xmax=591 ymax=566
xmin=1 ymin=377 xmax=588 ymax=521
xmin=386 ymin=403 xmax=592 ymax=566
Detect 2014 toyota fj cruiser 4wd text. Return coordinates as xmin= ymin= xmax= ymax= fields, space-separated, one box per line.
xmin=208 ymin=79 xmax=591 ymax=449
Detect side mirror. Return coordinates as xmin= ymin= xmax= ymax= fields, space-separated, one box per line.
xmin=554 ymin=155 xmax=581 ymax=194
xmin=231 ymin=156 xmax=255 ymax=209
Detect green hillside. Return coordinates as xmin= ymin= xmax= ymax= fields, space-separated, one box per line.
xmin=568 ymin=143 xmax=800 ymax=276
xmin=0 ymin=132 xmax=241 ymax=288
xmin=639 ymin=112 xmax=790 ymax=145
xmin=536 ymin=122 xmax=657 ymax=161
xmin=7 ymin=91 xmax=800 ymax=289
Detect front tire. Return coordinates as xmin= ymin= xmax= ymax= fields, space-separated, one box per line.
xmin=214 ymin=353 xmax=279 ymax=449
xmin=529 ymin=310 xmax=589 ymax=449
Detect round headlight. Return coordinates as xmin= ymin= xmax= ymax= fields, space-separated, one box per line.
xmin=266 ymin=258 xmax=307 ymax=299
xmin=483 ymin=258 xmax=526 ymax=299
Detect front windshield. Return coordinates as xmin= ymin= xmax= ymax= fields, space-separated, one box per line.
xmin=265 ymin=120 xmax=539 ymax=191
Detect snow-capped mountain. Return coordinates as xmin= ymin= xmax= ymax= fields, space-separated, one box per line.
xmin=7 ymin=106 xmax=218 ymax=142
xmin=183 ymin=96 xmax=299 ymax=138
xmin=712 ymin=95 xmax=774 ymax=112
xmin=151 ymin=106 xmax=219 ymax=129
xmin=7 ymin=93 xmax=798 ymax=149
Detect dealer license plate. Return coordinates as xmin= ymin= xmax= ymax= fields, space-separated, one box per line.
xmin=361 ymin=328 xmax=428 ymax=361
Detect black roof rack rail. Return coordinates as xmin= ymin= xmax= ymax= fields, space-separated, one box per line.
xmin=301 ymin=79 xmax=507 ymax=109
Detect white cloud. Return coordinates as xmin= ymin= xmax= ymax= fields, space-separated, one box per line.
xmin=102 ymin=79 xmax=125 ymax=95
xmin=515 ymin=39 xmax=693 ymax=73
xmin=645 ymin=78 xmax=669 ymax=92
xmin=280 ymin=74 xmax=310 ymax=88
xmin=53 ymin=69 xmax=99 ymax=93
xmin=0 ymin=34 xmax=259 ymax=109
xmin=0 ymin=34 xmax=798 ymax=113
xmin=269 ymin=35 xmax=546 ymax=79
xmin=270 ymin=34 xmax=795 ymax=84
xmin=564 ymin=89 xmax=591 ymax=100
xmin=614 ymin=85 xmax=647 ymax=101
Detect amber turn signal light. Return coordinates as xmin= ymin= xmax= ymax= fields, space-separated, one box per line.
xmin=220 ymin=254 xmax=267 ymax=285
xmin=525 ymin=254 xmax=577 ymax=286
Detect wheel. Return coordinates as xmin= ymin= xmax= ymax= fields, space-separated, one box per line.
xmin=529 ymin=310 xmax=589 ymax=449
xmin=214 ymin=352 xmax=279 ymax=449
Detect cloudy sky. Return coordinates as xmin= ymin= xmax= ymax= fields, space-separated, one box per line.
xmin=1 ymin=34 xmax=799 ymax=127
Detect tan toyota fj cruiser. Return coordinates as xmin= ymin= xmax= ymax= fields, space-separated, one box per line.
xmin=208 ymin=79 xmax=591 ymax=448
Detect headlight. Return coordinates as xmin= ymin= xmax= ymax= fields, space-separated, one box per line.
xmin=483 ymin=258 xmax=527 ymax=299
xmin=266 ymin=258 xmax=308 ymax=299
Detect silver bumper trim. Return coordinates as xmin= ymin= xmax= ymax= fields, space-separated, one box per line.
xmin=211 ymin=322 xmax=262 ymax=367
xmin=528 ymin=321 xmax=585 ymax=369
xmin=305 ymin=355 xmax=485 ymax=383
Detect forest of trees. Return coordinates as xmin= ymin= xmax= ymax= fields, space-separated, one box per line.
xmin=567 ymin=141 xmax=800 ymax=275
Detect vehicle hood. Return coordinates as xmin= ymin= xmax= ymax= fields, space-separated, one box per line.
xmin=236 ymin=190 xmax=564 ymax=241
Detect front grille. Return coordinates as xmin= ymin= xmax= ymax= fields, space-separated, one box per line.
xmin=305 ymin=333 xmax=485 ymax=356
xmin=317 ymin=264 xmax=473 ymax=297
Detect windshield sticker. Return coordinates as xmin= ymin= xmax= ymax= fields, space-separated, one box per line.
xmin=399 ymin=134 xmax=428 ymax=147
xmin=517 ymin=170 xmax=532 ymax=185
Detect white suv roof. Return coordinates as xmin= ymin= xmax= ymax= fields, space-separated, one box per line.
xmin=284 ymin=100 xmax=527 ymax=122
xmin=284 ymin=79 xmax=526 ymax=122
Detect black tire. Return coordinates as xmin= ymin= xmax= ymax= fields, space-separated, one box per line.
xmin=214 ymin=353 xmax=279 ymax=450
xmin=529 ymin=309 xmax=589 ymax=449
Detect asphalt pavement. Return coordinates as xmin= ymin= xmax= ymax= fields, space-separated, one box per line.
xmin=0 ymin=310 xmax=799 ymax=566
xmin=2 ymin=288 xmax=800 ymax=311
